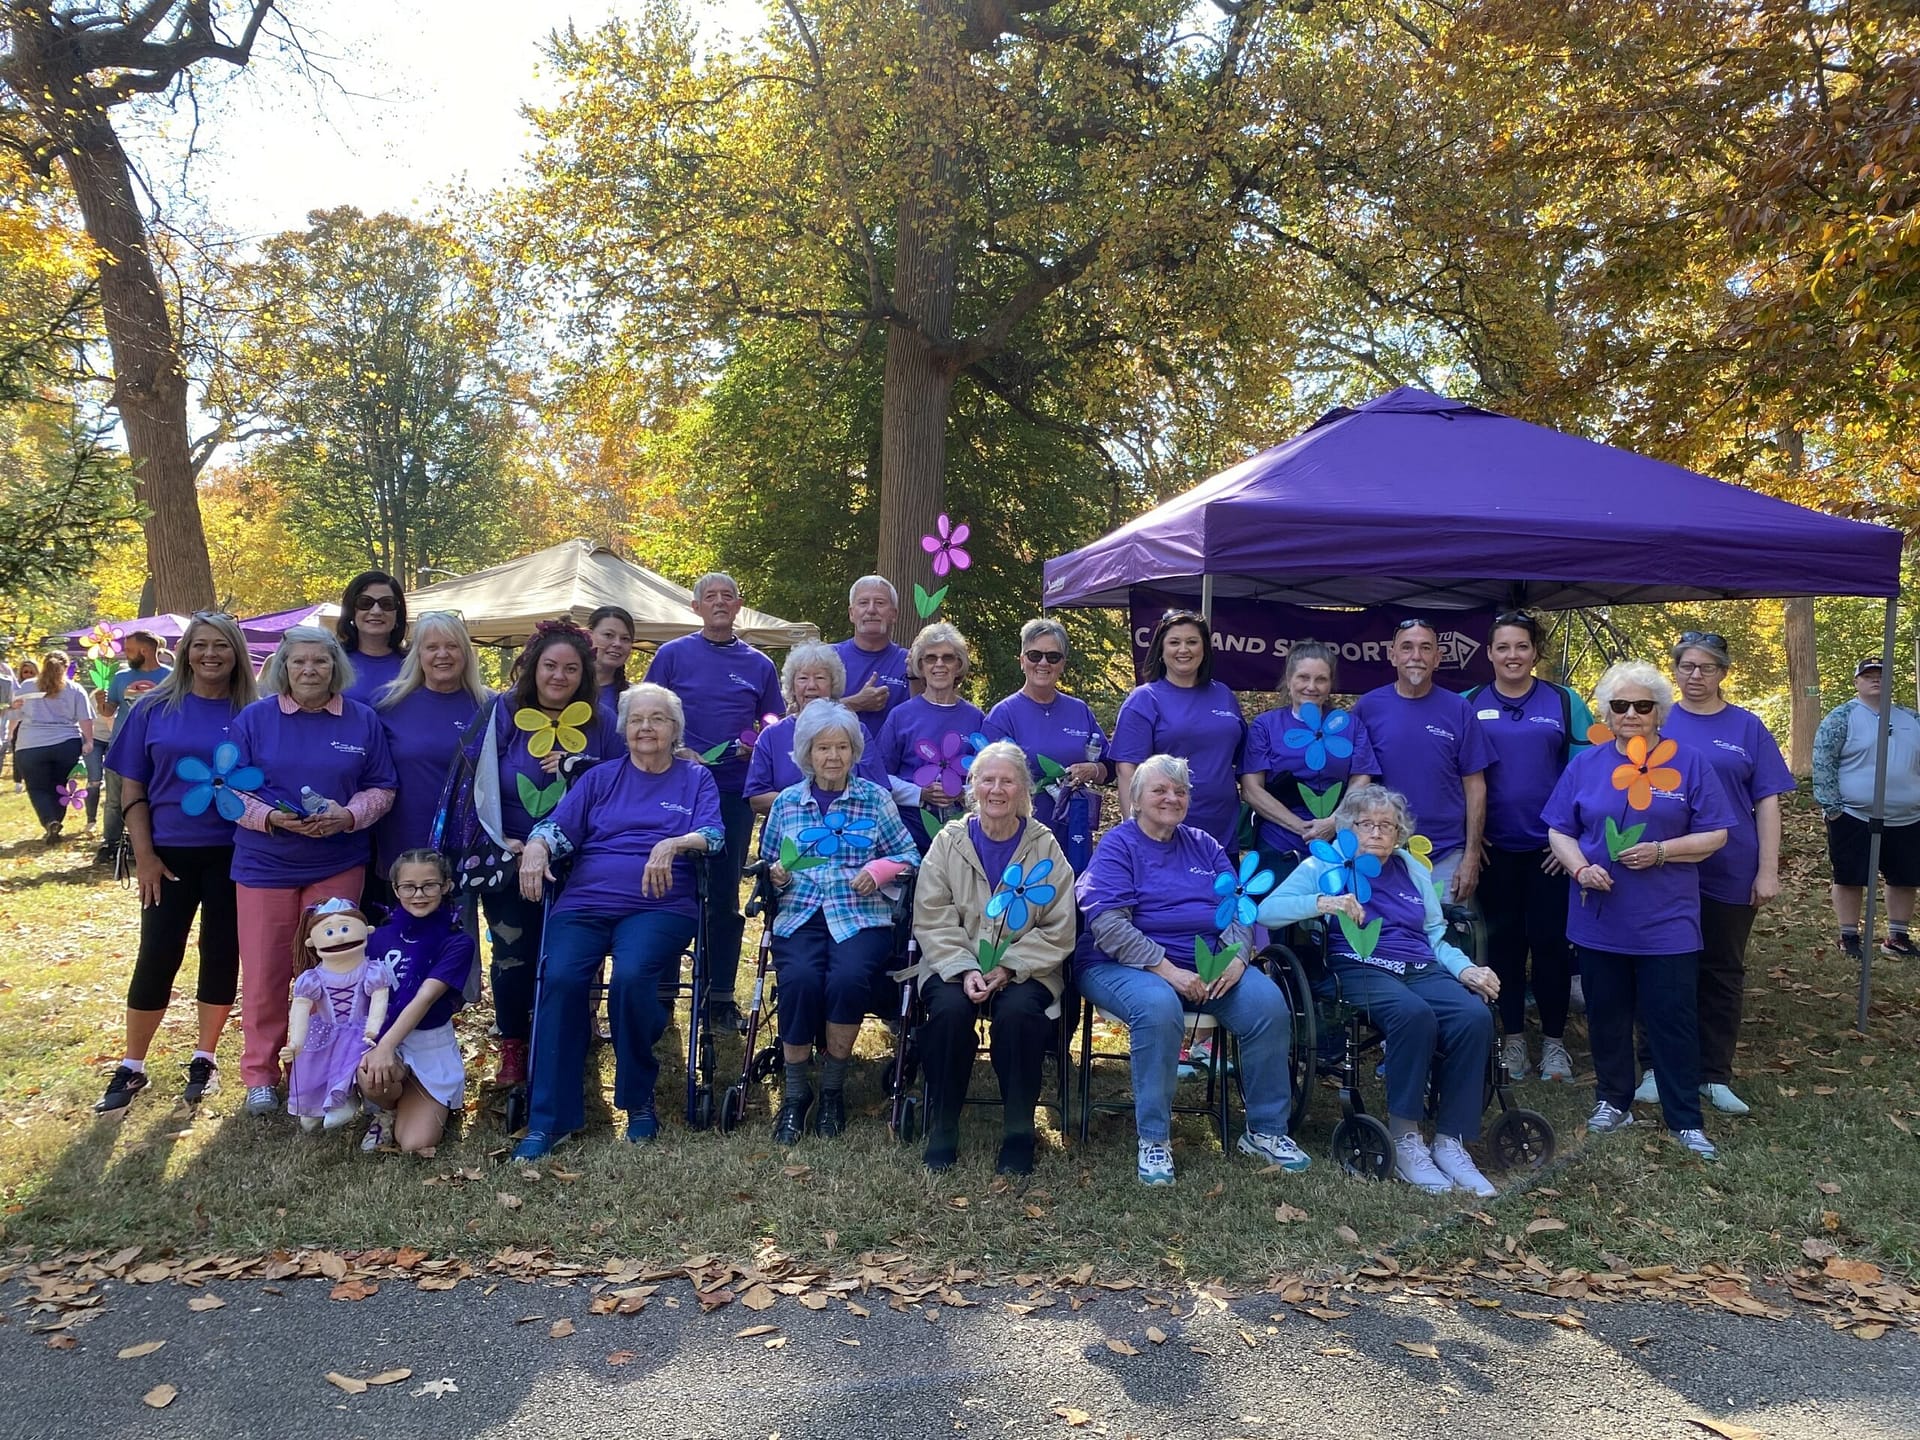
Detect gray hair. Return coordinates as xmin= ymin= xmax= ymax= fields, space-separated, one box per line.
xmin=1671 ymin=633 xmax=1732 ymax=672
xmin=377 ymin=612 xmax=486 ymax=709
xmin=792 ymin=700 xmax=865 ymax=780
xmin=1020 ymin=617 xmax=1069 ymax=656
xmin=964 ymin=740 xmax=1033 ymax=819
xmin=616 ymin=681 xmax=686 ymax=746
xmin=1127 ymin=753 xmax=1190 ymax=808
xmin=781 ymin=641 xmax=846 ymax=709
xmin=145 ymin=612 xmax=258 ymax=715
xmin=262 ymin=625 xmax=354 ymax=700
xmin=848 ymin=574 xmax=898 ymax=608
xmin=693 ymin=572 xmax=740 ymax=602
xmin=1331 ymin=782 xmax=1417 ymax=848
xmin=909 ymin=621 xmax=971 ymax=680
xmin=1281 ymin=639 xmax=1339 ymax=691
xmin=1593 ymin=660 xmax=1674 ymax=727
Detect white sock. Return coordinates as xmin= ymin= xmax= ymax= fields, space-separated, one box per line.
xmin=122 ymin=1058 xmax=146 ymax=1074
xmin=192 ymin=1050 xmax=217 ymax=1065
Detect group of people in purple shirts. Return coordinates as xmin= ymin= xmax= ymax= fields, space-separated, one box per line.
xmin=86 ymin=567 xmax=1791 ymax=1189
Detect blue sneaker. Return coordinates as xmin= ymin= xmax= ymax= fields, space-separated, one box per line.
xmin=625 ymin=1105 xmax=659 ymax=1143
xmin=1136 ymin=1139 xmax=1175 ymax=1186
xmin=512 ymin=1131 xmax=561 ymax=1162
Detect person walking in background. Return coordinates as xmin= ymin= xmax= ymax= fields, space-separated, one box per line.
xmin=1813 ymin=656 xmax=1920 ymax=963
xmin=106 ymin=630 xmax=170 ymax=709
xmin=5 ymin=658 xmax=36 ymax=792
xmin=98 ymin=629 xmax=169 ymax=856
xmin=13 ymin=651 xmax=94 ymax=844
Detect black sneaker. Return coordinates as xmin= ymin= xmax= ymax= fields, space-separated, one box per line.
xmin=707 ymin=999 xmax=746 ymax=1035
xmin=1881 ymin=932 xmax=1919 ymax=959
xmin=815 ymin=1089 xmax=847 ymax=1138
xmin=182 ymin=1056 xmax=218 ymax=1105
xmin=1840 ymin=932 xmax=1863 ymax=961
xmin=94 ymin=1065 xmax=148 ymax=1114
xmin=771 ymin=1091 xmax=812 ymax=1145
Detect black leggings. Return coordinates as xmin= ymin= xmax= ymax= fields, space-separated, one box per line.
xmin=18 ymin=738 xmax=83 ymax=826
xmin=1480 ymin=844 xmax=1573 ymax=1037
xmin=919 ymin=976 xmax=1053 ymax=1136
xmin=126 ymin=845 xmax=240 ymax=1010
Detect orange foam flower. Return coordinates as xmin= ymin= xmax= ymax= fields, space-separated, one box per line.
xmin=1586 ymin=721 xmax=1614 ymax=746
xmin=1611 ymin=735 xmax=1681 ymax=811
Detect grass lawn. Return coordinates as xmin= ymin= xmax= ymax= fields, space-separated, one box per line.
xmin=1 ymin=783 xmax=1915 ymax=1302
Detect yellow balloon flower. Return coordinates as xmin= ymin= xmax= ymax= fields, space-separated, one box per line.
xmin=1407 ymin=833 xmax=1434 ymax=870
xmin=515 ymin=701 xmax=595 ymax=758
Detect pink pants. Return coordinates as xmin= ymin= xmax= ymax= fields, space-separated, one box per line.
xmin=236 ymin=869 xmax=365 ymax=1088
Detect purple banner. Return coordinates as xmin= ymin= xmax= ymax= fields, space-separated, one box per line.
xmin=1128 ymin=593 xmax=1499 ymax=694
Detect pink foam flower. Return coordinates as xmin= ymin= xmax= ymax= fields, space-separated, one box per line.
xmin=920 ymin=514 xmax=972 ymax=577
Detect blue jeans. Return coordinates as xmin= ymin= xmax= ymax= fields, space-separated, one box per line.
xmin=1578 ymin=945 xmax=1703 ymax=1130
xmin=1075 ymin=961 xmax=1293 ymax=1143
xmin=529 ymin=907 xmax=695 ymax=1137
xmin=705 ymin=792 xmax=756 ymax=1001
xmin=1329 ymin=958 xmax=1493 ymax=1139
xmin=771 ymin=913 xmax=893 ymax=1047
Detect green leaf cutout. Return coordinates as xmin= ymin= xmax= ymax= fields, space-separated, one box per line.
xmin=1036 ymin=754 xmax=1068 ymax=781
xmin=1192 ymin=935 xmax=1243 ymax=985
xmin=917 ymin=807 xmax=945 ymax=844
xmin=516 ymin=772 xmax=564 ymax=819
xmin=1298 ymin=781 xmax=1344 ymax=819
xmin=698 ymin=739 xmax=732 ymax=763
xmin=913 ymin=582 xmax=949 ymax=619
xmin=976 ymin=936 xmax=1009 ymax=974
xmin=1604 ymin=816 xmax=1646 ymax=861
xmin=777 ymin=835 xmax=827 ymax=872
xmin=88 ymin=658 xmax=115 ymax=692
xmin=1337 ymin=912 xmax=1382 ymax=960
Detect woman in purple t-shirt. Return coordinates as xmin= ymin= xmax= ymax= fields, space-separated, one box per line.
xmin=980 ymin=619 xmax=1112 ymax=869
xmin=1543 ymin=661 xmax=1738 ymax=1163
xmin=1241 ymin=639 xmax=1377 ymax=880
xmin=336 ymin=570 xmax=409 ymax=708
xmin=1112 ymin=610 xmax=1247 ymax=850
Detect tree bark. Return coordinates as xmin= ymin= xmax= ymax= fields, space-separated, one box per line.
xmin=1785 ymin=596 xmax=1819 ymax=776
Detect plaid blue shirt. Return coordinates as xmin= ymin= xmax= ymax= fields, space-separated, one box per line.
xmin=761 ymin=777 xmax=919 ymax=941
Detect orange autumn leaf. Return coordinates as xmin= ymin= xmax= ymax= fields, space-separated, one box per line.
xmin=1611 ymin=735 xmax=1681 ymax=811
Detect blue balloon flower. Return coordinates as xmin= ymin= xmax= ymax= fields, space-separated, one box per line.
xmin=175 ymin=741 xmax=264 ymax=821
xmin=985 ymin=857 xmax=1056 ymax=933
xmin=1311 ymin=828 xmax=1382 ymax=903
xmin=797 ymin=810 xmax=877 ymax=857
xmin=1212 ymin=851 xmax=1276 ymax=928
xmin=1281 ymin=702 xmax=1355 ymax=773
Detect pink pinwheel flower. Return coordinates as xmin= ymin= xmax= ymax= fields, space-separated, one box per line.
xmin=83 ymin=623 xmax=123 ymax=661
xmin=913 ymin=731 xmax=969 ymax=793
xmin=738 ymin=712 xmax=780 ymax=749
xmin=920 ymin=514 xmax=972 ymax=577
xmin=56 ymin=780 xmax=89 ymax=812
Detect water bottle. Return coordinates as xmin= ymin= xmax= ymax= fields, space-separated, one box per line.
xmin=299 ymin=785 xmax=330 ymax=816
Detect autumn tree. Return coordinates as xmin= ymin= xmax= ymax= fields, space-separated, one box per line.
xmin=208 ymin=206 xmax=524 ymax=584
xmin=0 ymin=0 xmax=291 ymax=612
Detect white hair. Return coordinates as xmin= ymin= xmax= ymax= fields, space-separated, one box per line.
xmin=1331 ymin=782 xmax=1418 ymax=848
xmin=693 ymin=572 xmax=740 ymax=602
xmin=1593 ymin=660 xmax=1675 ymax=727
xmin=377 ymin=612 xmax=486 ymax=709
xmin=964 ymin=740 xmax=1033 ymax=819
xmin=262 ymin=625 xmax=354 ymax=699
xmin=792 ymin=701 xmax=865 ymax=780
xmin=1127 ymin=753 xmax=1190 ymax=807
xmin=780 ymin=641 xmax=846 ymax=708
xmin=848 ymin=575 xmax=898 ymax=608
xmin=616 ymin=681 xmax=686 ymax=746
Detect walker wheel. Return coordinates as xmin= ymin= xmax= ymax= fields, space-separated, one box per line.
xmin=893 ymin=1095 xmax=920 ymax=1145
xmin=691 ymin=1087 xmax=715 ymax=1133
xmin=503 ymin=1084 xmax=529 ymax=1138
xmin=720 ymin=1085 xmax=746 ymax=1133
xmin=1488 ymin=1108 xmax=1556 ymax=1170
xmin=1331 ymin=1113 xmax=1393 ymax=1181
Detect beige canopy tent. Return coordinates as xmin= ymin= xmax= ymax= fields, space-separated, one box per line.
xmin=410 ymin=539 xmax=819 ymax=649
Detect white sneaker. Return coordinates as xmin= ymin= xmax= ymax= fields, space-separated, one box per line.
xmin=361 ymin=1110 xmax=394 ymax=1151
xmin=1632 ymin=1068 xmax=1660 ymax=1104
xmin=1672 ymin=1127 xmax=1719 ymax=1162
xmin=1587 ymin=1100 xmax=1635 ymax=1133
xmin=1136 ymin=1139 xmax=1175 ymax=1187
xmin=1238 ymin=1129 xmax=1311 ymax=1172
xmin=1430 ymin=1135 xmax=1497 ymax=1198
xmin=1538 ymin=1038 xmax=1574 ymax=1082
xmin=1392 ymin=1131 xmax=1455 ymax=1193
xmin=1700 ymin=1083 xmax=1750 ymax=1116
xmin=1500 ymin=1034 xmax=1531 ymax=1082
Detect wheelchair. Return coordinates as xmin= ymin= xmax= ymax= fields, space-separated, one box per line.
xmin=1264 ymin=902 xmax=1555 ymax=1179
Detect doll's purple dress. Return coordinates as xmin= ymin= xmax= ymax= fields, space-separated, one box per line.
xmin=287 ymin=958 xmax=396 ymax=1117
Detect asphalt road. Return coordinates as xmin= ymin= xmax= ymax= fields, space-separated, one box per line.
xmin=5 ymin=1271 xmax=1917 ymax=1440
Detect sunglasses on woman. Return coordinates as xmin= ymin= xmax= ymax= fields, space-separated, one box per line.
xmin=354 ymin=595 xmax=399 ymax=613
xmin=1024 ymin=649 xmax=1065 ymax=665
xmin=1608 ymin=699 xmax=1657 ymax=715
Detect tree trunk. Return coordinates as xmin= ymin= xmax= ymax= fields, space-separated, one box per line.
xmin=1785 ymin=596 xmax=1819 ymax=776
xmin=875 ymin=169 xmax=958 ymax=644
xmin=58 ymin=112 xmax=216 ymax=613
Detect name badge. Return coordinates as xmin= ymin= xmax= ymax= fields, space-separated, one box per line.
xmin=1476 ymin=709 xmax=1500 ymax=721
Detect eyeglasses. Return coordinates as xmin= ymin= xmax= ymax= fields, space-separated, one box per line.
xmin=1608 ymin=699 xmax=1657 ymax=715
xmin=922 ymin=652 xmax=962 ymax=667
xmin=1024 ymin=650 xmax=1065 ymax=665
xmin=1677 ymin=631 xmax=1726 ymax=650
xmin=191 ymin=609 xmax=236 ymax=621
xmin=1676 ymin=661 xmax=1722 ymax=675
xmin=1353 ymin=817 xmax=1398 ymax=834
xmin=1493 ymin=610 xmax=1533 ymax=629
xmin=394 ymin=881 xmax=445 ymax=897
xmin=1394 ymin=618 xmax=1435 ymax=635
xmin=354 ymin=595 xmax=399 ymax=613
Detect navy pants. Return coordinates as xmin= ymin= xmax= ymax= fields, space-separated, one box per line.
xmin=529 ymin=906 xmax=696 ymax=1137
xmin=1330 ymin=958 xmax=1493 ymax=1139
xmin=1579 ymin=945 xmax=1703 ymax=1130
xmin=19 ymin=738 xmax=82 ymax=826
xmin=704 ymin=792 xmax=756 ymax=1001
xmin=771 ymin=913 xmax=892 ymax=1047
xmin=1480 ymin=845 xmax=1574 ymax=1037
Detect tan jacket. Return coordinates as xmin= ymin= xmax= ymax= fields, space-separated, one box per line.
xmin=912 ymin=816 xmax=1075 ymax=1004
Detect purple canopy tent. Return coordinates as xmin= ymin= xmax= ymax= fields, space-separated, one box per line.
xmin=237 ymin=603 xmax=341 ymax=665
xmin=1044 ymin=387 xmax=1906 ymax=1026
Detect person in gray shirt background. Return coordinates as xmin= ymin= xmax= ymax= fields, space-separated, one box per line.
xmin=1812 ymin=656 xmax=1920 ymax=962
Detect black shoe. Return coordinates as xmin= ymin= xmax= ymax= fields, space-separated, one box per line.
xmin=996 ymin=1133 xmax=1036 ymax=1177
xmin=772 ymin=1091 xmax=812 ymax=1144
xmin=815 ymin=1089 xmax=847 ymax=1138
xmin=707 ymin=999 xmax=746 ymax=1034
xmin=94 ymin=1065 xmax=148 ymax=1114
xmin=182 ymin=1056 xmax=218 ymax=1106
xmin=1882 ymin=932 xmax=1919 ymax=959
xmin=923 ymin=1123 xmax=959 ymax=1173
xmin=1840 ymin=932 xmax=1863 ymax=961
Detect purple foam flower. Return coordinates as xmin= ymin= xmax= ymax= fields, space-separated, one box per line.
xmin=920 ymin=513 xmax=972 ymax=577
xmin=913 ymin=731 xmax=969 ymax=794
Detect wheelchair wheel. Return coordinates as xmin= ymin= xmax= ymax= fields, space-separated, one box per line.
xmin=1488 ymin=1107 xmax=1555 ymax=1170
xmin=720 ymin=1084 xmax=747 ymax=1133
xmin=1261 ymin=944 xmax=1317 ymax=1134
xmin=503 ymin=1083 xmax=529 ymax=1138
xmin=893 ymin=1094 xmax=920 ymax=1145
xmin=1331 ymin=1113 xmax=1393 ymax=1181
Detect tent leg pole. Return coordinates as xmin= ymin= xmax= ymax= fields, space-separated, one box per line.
xmin=1856 ymin=598 xmax=1898 ymax=1034
xmin=1200 ymin=574 xmax=1214 ymax=624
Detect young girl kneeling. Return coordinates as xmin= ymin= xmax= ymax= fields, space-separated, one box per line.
xmin=358 ymin=850 xmax=478 ymax=1155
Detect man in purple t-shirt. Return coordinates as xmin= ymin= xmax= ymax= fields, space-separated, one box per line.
xmin=645 ymin=573 xmax=783 ymax=1030
xmin=834 ymin=576 xmax=911 ymax=740
xmin=1353 ymin=620 xmax=1491 ymax=903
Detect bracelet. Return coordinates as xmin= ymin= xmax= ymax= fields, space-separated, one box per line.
xmin=1655 ymin=841 xmax=1666 ymax=866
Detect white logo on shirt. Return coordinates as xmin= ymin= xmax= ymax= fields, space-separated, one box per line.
xmin=660 ymin=801 xmax=693 ymax=816
xmin=329 ymin=741 xmax=367 ymax=755
xmin=1711 ymin=739 xmax=1751 ymax=761
xmin=1423 ymin=725 xmax=1458 ymax=743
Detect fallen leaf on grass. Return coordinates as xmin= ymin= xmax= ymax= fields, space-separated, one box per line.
xmin=1824 ymin=1258 xmax=1883 ymax=1285
xmin=549 ymin=1319 xmax=575 ymax=1339
xmin=1054 ymin=1407 xmax=1091 ymax=1427
xmin=327 ymin=1372 xmax=368 ymax=1395
xmin=781 ymin=1165 xmax=810 ymax=1180
xmin=117 ymin=1341 xmax=165 ymax=1359
xmin=1273 ymin=1204 xmax=1310 ymax=1225
xmin=949 ymin=1196 xmax=969 ymax=1209
xmin=1105 ymin=1339 xmax=1139 ymax=1356
xmin=187 ymin=1294 xmax=226 ymax=1312
xmin=1524 ymin=1218 xmax=1567 ymax=1236
xmin=496 ymin=1192 xmax=523 ymax=1211
xmin=1334 ymin=1225 xmax=1360 ymax=1246
xmin=1394 ymin=1341 xmax=1441 ymax=1359
xmin=142 ymin=1384 xmax=177 ymax=1409
xmin=1687 ymin=1420 xmax=1767 ymax=1440
xmin=1801 ymin=1238 xmax=1840 ymax=1261
xmin=1203 ymin=1180 xmax=1225 ymax=1200
xmin=1815 ymin=1181 xmax=1841 ymax=1196
xmin=606 ymin=1351 xmax=636 ymax=1366
xmin=1146 ymin=1327 xmax=1167 ymax=1345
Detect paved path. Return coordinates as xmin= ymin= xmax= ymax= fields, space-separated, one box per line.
xmin=6 ymin=1272 xmax=1916 ymax=1439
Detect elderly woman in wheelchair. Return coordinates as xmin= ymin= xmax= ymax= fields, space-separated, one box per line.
xmin=1259 ymin=783 xmax=1504 ymax=1196
xmin=1074 ymin=753 xmax=1311 ymax=1187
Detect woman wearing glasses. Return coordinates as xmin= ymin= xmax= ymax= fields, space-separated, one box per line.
xmin=337 ymin=571 xmax=409 ymax=707
xmin=1466 ymin=612 xmax=1595 ymax=1084
xmin=981 ymin=619 xmax=1113 ymax=868
xmin=1543 ymin=661 xmax=1739 ymax=1162
xmin=1650 ymin=632 xmax=1793 ymax=1117
xmin=1112 ymin=611 xmax=1248 ymax=850
xmin=877 ymin=622 xmax=987 ymax=854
